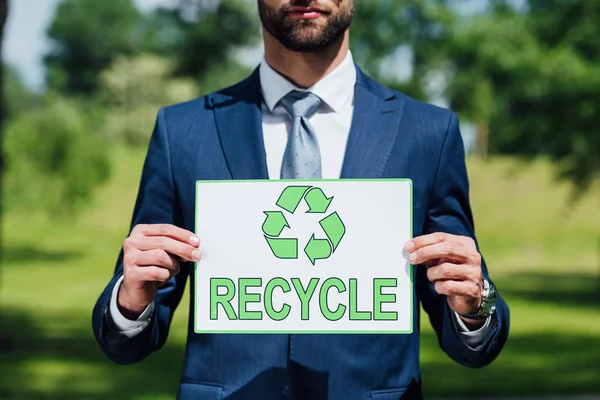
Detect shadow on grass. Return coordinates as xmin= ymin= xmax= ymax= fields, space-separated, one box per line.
xmin=495 ymin=271 xmax=600 ymax=309
xmin=1 ymin=245 xmax=82 ymax=266
xmin=1 ymin=270 xmax=600 ymax=399
xmin=0 ymin=309 xmax=185 ymax=400
xmin=422 ymin=270 xmax=600 ymax=397
xmin=421 ymin=330 xmax=600 ymax=397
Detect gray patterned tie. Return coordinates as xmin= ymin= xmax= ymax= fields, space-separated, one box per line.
xmin=279 ymin=90 xmax=323 ymax=179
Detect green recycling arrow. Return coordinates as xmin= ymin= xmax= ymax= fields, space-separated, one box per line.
xmin=304 ymin=234 xmax=332 ymax=265
xmin=265 ymin=237 xmax=298 ymax=259
xmin=262 ymin=211 xmax=290 ymax=237
xmin=305 ymin=187 xmax=333 ymax=213
xmin=276 ymin=186 xmax=311 ymax=213
xmin=264 ymin=186 xmax=346 ymax=264
xmin=319 ymin=212 xmax=346 ymax=252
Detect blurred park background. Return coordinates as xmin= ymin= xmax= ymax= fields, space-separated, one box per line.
xmin=0 ymin=0 xmax=599 ymax=398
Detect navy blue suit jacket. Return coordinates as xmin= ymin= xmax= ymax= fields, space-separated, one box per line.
xmin=92 ymin=66 xmax=509 ymax=400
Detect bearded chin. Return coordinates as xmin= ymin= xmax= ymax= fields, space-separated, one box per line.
xmin=258 ymin=1 xmax=354 ymax=53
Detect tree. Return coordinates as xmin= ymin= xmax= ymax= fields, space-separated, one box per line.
xmin=0 ymin=0 xmax=9 ymax=350
xmin=443 ymin=11 xmax=531 ymax=159
xmin=443 ymin=2 xmax=600 ymax=190
xmin=44 ymin=0 xmax=141 ymax=95
xmin=350 ymin=0 xmax=454 ymax=100
xmin=3 ymin=64 xmax=35 ymax=122
xmin=513 ymin=0 xmax=600 ymax=190
xmin=3 ymin=97 xmax=110 ymax=215
xmin=351 ymin=0 xmax=600 ymax=191
xmin=0 ymin=0 xmax=8 ymax=178
xmin=100 ymin=54 xmax=198 ymax=146
xmin=141 ymin=0 xmax=260 ymax=92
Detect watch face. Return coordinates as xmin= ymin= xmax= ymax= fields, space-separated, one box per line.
xmin=458 ymin=279 xmax=497 ymax=319
xmin=485 ymin=282 xmax=497 ymax=315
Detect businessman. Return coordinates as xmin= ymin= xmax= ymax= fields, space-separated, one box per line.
xmin=92 ymin=0 xmax=510 ymax=398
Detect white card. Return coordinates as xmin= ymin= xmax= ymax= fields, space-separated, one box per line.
xmin=194 ymin=179 xmax=413 ymax=334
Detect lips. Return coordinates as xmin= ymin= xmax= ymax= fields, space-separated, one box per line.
xmin=288 ymin=6 xmax=326 ymax=19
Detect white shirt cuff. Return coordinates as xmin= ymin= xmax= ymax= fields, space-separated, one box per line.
xmin=108 ymin=275 xmax=154 ymax=333
xmin=453 ymin=311 xmax=495 ymax=348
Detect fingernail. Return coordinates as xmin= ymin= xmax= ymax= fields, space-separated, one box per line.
xmin=192 ymin=250 xmax=202 ymax=261
xmin=405 ymin=241 xmax=414 ymax=252
xmin=190 ymin=235 xmax=200 ymax=245
xmin=409 ymin=252 xmax=417 ymax=262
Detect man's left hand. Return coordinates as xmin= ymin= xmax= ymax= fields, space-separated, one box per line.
xmin=404 ymin=233 xmax=485 ymax=329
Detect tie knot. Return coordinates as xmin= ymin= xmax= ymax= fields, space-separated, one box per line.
xmin=280 ymin=90 xmax=322 ymax=119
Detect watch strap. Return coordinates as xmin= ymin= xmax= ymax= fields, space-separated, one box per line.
xmin=457 ymin=278 xmax=496 ymax=320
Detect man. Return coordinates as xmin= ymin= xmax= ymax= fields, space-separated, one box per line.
xmin=92 ymin=1 xmax=510 ymax=398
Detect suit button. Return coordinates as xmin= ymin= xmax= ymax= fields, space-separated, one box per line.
xmin=283 ymin=385 xmax=291 ymax=398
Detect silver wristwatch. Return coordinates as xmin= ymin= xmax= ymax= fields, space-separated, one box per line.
xmin=457 ymin=278 xmax=497 ymax=320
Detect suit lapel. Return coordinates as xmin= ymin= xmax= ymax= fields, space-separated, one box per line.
xmin=340 ymin=66 xmax=406 ymax=179
xmin=211 ymin=66 xmax=405 ymax=180
xmin=211 ymin=68 xmax=269 ymax=180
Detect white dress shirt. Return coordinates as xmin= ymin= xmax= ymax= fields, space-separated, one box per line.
xmin=260 ymin=50 xmax=355 ymax=180
xmin=107 ymin=50 xmax=495 ymax=347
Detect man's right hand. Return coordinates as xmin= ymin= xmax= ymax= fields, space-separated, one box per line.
xmin=117 ymin=224 xmax=201 ymax=320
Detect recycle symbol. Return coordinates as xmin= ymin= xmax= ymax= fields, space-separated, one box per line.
xmin=262 ymin=186 xmax=346 ymax=265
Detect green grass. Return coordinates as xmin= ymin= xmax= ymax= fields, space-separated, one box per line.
xmin=1 ymin=147 xmax=599 ymax=399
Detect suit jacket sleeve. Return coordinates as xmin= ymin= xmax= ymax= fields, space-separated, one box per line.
xmin=417 ymin=112 xmax=510 ymax=368
xmin=92 ymin=108 xmax=189 ymax=365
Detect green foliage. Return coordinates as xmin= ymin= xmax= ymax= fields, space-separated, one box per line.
xmin=44 ymin=0 xmax=141 ymax=95
xmin=100 ymin=54 xmax=198 ymax=146
xmin=350 ymin=0 xmax=453 ymax=99
xmin=33 ymin=0 xmax=600 ymax=195
xmin=44 ymin=0 xmax=259 ymax=96
xmin=141 ymin=0 xmax=260 ymax=86
xmin=198 ymin=61 xmax=255 ymax=95
xmin=3 ymin=96 xmax=110 ymax=216
xmin=351 ymin=0 xmax=600 ymax=191
xmin=3 ymin=64 xmax=36 ymax=122
xmin=443 ymin=3 xmax=600 ymax=190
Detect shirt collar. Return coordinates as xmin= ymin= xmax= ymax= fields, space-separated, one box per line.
xmin=259 ymin=50 xmax=356 ymax=113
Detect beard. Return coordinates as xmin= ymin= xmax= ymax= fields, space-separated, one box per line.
xmin=258 ymin=0 xmax=354 ymax=52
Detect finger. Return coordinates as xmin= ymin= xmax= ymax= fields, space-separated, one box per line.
xmin=130 ymin=265 xmax=172 ymax=284
xmin=410 ymin=241 xmax=469 ymax=265
xmin=434 ymin=280 xmax=479 ymax=298
xmin=128 ymin=236 xmax=201 ymax=262
xmin=133 ymin=224 xmax=200 ymax=247
xmin=427 ymin=263 xmax=469 ymax=282
xmin=404 ymin=233 xmax=457 ymax=253
xmin=136 ymin=250 xmax=181 ymax=275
